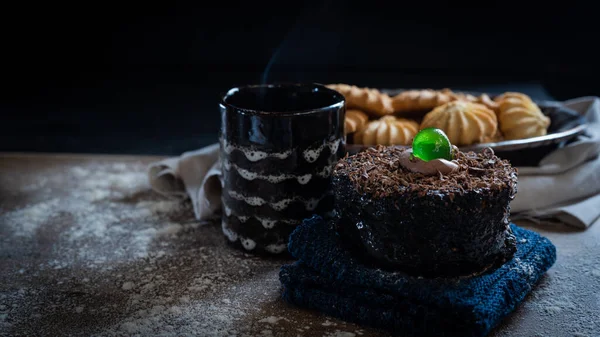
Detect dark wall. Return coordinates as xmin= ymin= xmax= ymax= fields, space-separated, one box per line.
xmin=2 ymin=1 xmax=598 ymax=155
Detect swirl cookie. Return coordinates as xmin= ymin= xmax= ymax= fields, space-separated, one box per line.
xmin=494 ymin=92 xmax=550 ymax=140
xmin=476 ymin=93 xmax=500 ymax=113
xmin=354 ymin=116 xmax=419 ymax=146
xmin=420 ymin=101 xmax=498 ymax=146
xmin=345 ymin=109 xmax=369 ymax=134
xmin=327 ymin=84 xmax=394 ymax=117
xmin=441 ymin=88 xmax=478 ymax=103
xmin=442 ymin=89 xmax=500 ymax=113
xmin=391 ymin=89 xmax=453 ymax=116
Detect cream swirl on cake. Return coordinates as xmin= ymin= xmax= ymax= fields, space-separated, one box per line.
xmin=396 ymin=149 xmax=459 ymax=176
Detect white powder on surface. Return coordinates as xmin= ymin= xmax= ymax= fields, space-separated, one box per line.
xmin=18 ymin=176 xmax=50 ymax=193
xmin=587 ymin=268 xmax=600 ymax=278
xmin=510 ymin=257 xmax=536 ymax=277
xmin=91 ymin=268 xmax=282 ymax=336
xmin=258 ymin=316 xmax=285 ymax=324
xmin=325 ymin=331 xmax=357 ymax=337
xmin=122 ymin=282 xmax=135 ymax=291
xmin=3 ymin=198 xmax=61 ymax=236
xmin=491 ymin=226 xmax=600 ymax=337
xmin=3 ymin=158 xmax=379 ymax=336
xmin=2 ymin=162 xmax=198 ymax=270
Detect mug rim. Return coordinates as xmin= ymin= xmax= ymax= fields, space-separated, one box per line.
xmin=220 ymin=82 xmax=345 ymax=117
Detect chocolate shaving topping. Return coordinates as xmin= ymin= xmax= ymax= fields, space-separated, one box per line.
xmin=468 ymin=167 xmax=487 ymax=176
xmin=482 ymin=147 xmax=495 ymax=158
xmin=334 ymin=145 xmax=518 ymax=199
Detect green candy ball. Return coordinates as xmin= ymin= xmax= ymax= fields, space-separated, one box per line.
xmin=412 ymin=127 xmax=453 ymax=162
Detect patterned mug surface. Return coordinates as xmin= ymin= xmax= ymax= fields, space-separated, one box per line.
xmin=219 ymin=83 xmax=345 ymax=254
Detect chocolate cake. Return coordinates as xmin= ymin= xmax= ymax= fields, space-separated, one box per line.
xmin=332 ymin=145 xmax=518 ymax=278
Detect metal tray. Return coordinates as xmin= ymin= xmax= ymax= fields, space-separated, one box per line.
xmin=346 ymin=95 xmax=589 ymax=167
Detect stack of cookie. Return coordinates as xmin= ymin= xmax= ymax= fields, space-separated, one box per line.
xmin=326 ymin=84 xmax=551 ymax=147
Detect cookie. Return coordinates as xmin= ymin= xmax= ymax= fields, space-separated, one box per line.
xmin=345 ymin=109 xmax=369 ymax=134
xmin=327 ymin=84 xmax=394 ymax=117
xmin=420 ymin=101 xmax=498 ymax=146
xmin=494 ymin=92 xmax=550 ymax=140
xmin=441 ymin=88 xmax=478 ymax=103
xmin=391 ymin=89 xmax=453 ymax=115
xmin=354 ymin=116 xmax=419 ymax=146
xmin=442 ymin=89 xmax=500 ymax=113
xmin=476 ymin=93 xmax=500 ymax=113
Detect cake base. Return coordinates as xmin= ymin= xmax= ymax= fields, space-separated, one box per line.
xmin=335 ymin=213 xmax=517 ymax=278
xmin=333 ymin=173 xmax=518 ymax=278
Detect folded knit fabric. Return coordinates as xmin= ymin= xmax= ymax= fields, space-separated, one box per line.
xmin=279 ymin=216 xmax=557 ymax=337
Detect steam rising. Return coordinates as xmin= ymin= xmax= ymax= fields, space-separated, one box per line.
xmin=261 ymin=0 xmax=338 ymax=85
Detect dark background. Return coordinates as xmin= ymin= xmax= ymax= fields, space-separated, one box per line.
xmin=2 ymin=1 xmax=598 ymax=155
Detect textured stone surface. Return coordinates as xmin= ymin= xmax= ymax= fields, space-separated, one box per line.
xmin=1 ymin=153 xmax=598 ymax=336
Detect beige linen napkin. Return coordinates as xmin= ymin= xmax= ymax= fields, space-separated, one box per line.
xmin=148 ymin=143 xmax=222 ymax=221
xmin=148 ymin=97 xmax=600 ymax=228
xmin=510 ymin=97 xmax=600 ymax=228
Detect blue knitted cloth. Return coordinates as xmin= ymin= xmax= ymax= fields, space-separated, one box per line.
xmin=279 ymin=216 xmax=556 ymax=337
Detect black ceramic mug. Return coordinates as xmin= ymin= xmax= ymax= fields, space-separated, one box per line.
xmin=219 ymin=83 xmax=345 ymax=254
